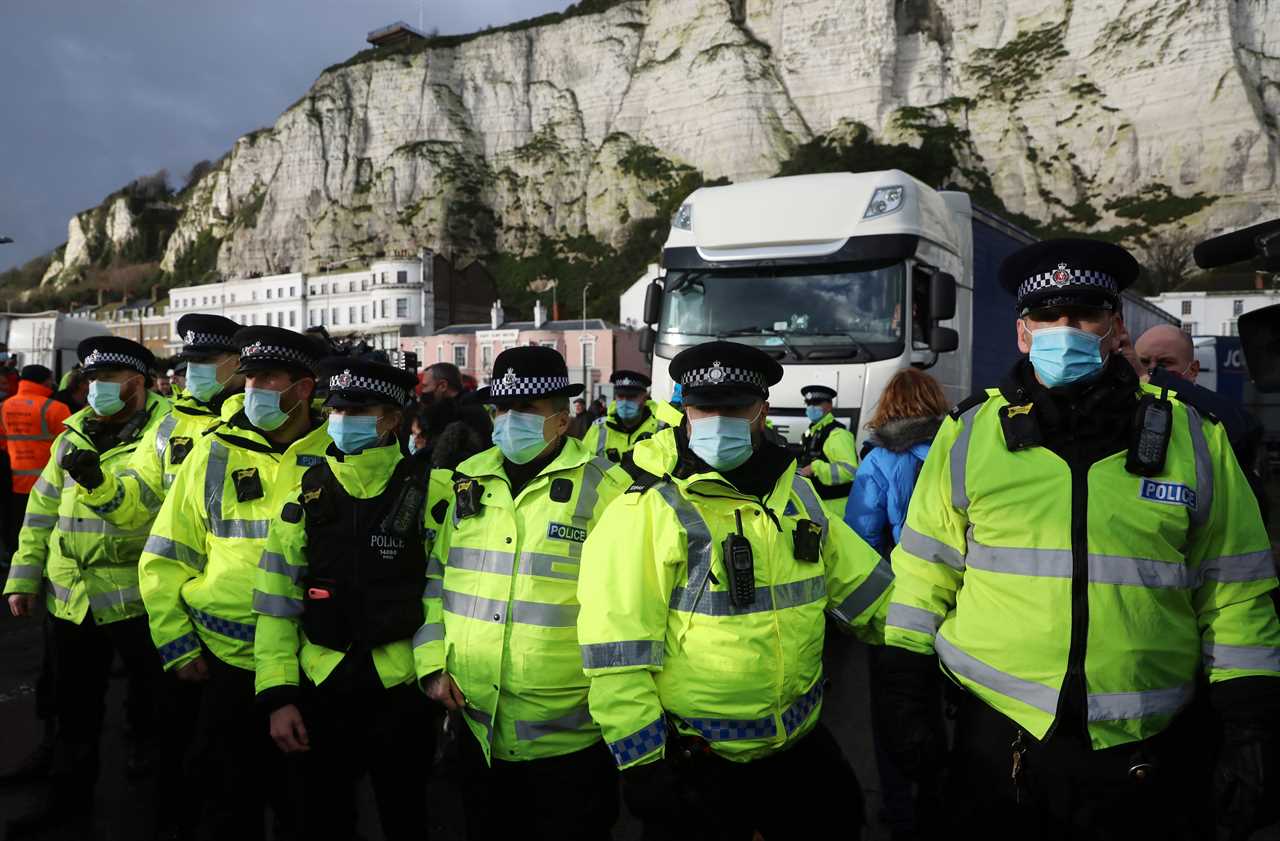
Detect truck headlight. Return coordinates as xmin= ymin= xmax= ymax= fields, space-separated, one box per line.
xmin=864 ymin=186 xmax=904 ymax=219
xmin=672 ymin=203 xmax=693 ymax=231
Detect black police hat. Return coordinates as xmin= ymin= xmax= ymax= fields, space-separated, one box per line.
xmin=320 ymin=356 xmax=418 ymax=409
xmin=668 ymin=340 xmax=783 ymax=408
xmin=233 ymin=327 xmax=324 ymax=377
xmin=1239 ymin=302 xmax=1280 ymax=393
xmin=999 ymin=238 xmax=1139 ymax=313
xmin=19 ymin=364 xmax=52 ymax=383
xmin=475 ymin=345 xmax=584 ymax=404
xmin=177 ymin=314 xmax=241 ymax=361
xmin=78 ymin=336 xmax=154 ymax=377
xmin=611 ymin=369 xmax=651 ymax=395
xmin=801 ymin=384 xmax=837 ymax=405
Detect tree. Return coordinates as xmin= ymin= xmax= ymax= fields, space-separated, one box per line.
xmin=128 ymin=169 xmax=171 ymax=201
xmin=184 ymin=160 xmax=214 ymax=190
xmin=1136 ymin=228 xmax=1197 ymax=295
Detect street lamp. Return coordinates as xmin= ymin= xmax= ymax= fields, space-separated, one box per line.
xmin=581 ymin=282 xmax=593 ymax=396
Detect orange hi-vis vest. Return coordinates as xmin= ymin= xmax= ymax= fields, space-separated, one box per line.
xmin=1 ymin=381 xmax=70 ymax=493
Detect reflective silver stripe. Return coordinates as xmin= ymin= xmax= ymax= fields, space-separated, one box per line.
xmin=211 ymin=517 xmax=270 ymax=539
xmin=144 ymin=535 xmax=206 ymax=571
xmin=966 ymin=541 xmax=1071 ymax=578
xmin=426 ymin=555 xmax=444 ymax=577
xmin=258 ymin=551 xmax=300 ymax=583
xmin=519 ymin=552 xmax=580 ymax=580
xmin=32 ymin=476 xmax=58 ymax=498
xmin=595 ymin=421 xmax=607 ymax=456
xmin=48 ymin=580 xmax=73 ymax=601
xmin=6 ymin=565 xmax=42 ymax=581
xmin=154 ymin=414 xmax=177 ymax=462
xmin=252 ymin=590 xmax=302 ymax=618
xmin=12 ymin=467 xmax=44 ymax=475
xmin=88 ymin=586 xmax=143 ymax=613
xmin=120 ymin=469 xmax=161 ymax=512
xmin=1183 ymin=405 xmax=1213 ymax=530
xmin=5 ymin=435 xmax=48 ymax=442
xmin=790 ymin=476 xmax=829 ymax=535
xmin=510 ymin=599 xmax=579 ymax=627
xmin=670 ymin=575 xmax=826 ymax=617
xmin=581 ymin=639 xmax=664 ymax=669
xmin=447 ymin=546 xmax=515 ymax=576
xmin=1200 ymin=550 xmax=1277 ymax=583
xmin=950 ymin=404 xmax=981 ymax=510
xmin=967 ymin=538 xmax=1197 ymax=588
xmin=515 ymin=705 xmax=595 ymax=741
xmin=1087 ymin=683 xmax=1193 ymax=721
xmin=829 ymin=557 xmax=893 ymax=624
xmin=443 ymin=590 xmax=507 ymax=622
xmin=1203 ymin=642 xmax=1280 ymax=672
xmin=575 ymin=456 xmax=613 ymax=523
xmin=38 ymin=397 xmax=54 ymax=437
xmin=654 ymin=483 xmax=715 ymax=602
xmin=23 ymin=513 xmax=56 ymax=529
xmin=163 ymin=473 xmax=176 ymax=490
xmin=423 ymin=579 xmax=443 ymax=599
xmin=935 ymin=634 xmax=1058 ymax=713
xmin=887 ymin=603 xmax=943 ymax=636
xmin=206 ymin=441 xmax=270 ymax=539
xmin=899 ymin=525 xmax=964 ymax=570
xmin=464 ymin=706 xmax=494 ymax=743
xmin=57 ymin=516 xmax=131 ymax=535
xmin=413 ymin=622 xmax=444 ymax=647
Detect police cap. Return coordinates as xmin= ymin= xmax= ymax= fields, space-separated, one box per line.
xmin=233 ymin=326 xmax=324 ymax=377
xmin=999 ymin=238 xmax=1139 ymax=314
xmin=78 ymin=336 xmax=154 ymax=377
xmin=801 ymin=384 xmax=837 ymax=405
xmin=320 ymin=356 xmax=418 ymax=410
xmin=611 ymin=369 xmax=651 ymax=396
xmin=668 ymin=340 xmax=783 ymax=408
xmin=475 ymin=345 xmax=584 ymax=405
xmin=177 ymin=314 xmax=241 ymax=361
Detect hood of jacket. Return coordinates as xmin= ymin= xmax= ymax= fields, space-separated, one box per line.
xmin=867 ymin=416 xmax=942 ymax=453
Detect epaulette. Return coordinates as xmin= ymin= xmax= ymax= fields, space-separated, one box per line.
xmin=618 ymin=451 xmax=663 ymax=495
xmin=949 ymin=390 xmax=992 ymax=421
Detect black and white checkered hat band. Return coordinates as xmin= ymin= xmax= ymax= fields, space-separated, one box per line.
xmin=615 ymin=377 xmax=646 ymax=389
xmin=241 ymin=343 xmax=315 ymax=368
xmin=82 ymin=349 xmax=148 ymax=374
xmin=1018 ymin=270 xmax=1117 ymax=302
xmin=329 ymin=371 xmax=409 ymax=404
xmin=183 ymin=331 xmax=236 ymax=349
xmin=681 ymin=365 xmax=769 ymax=391
xmin=490 ymin=375 xmax=571 ymax=398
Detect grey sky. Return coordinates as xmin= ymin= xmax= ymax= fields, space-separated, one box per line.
xmin=0 ymin=0 xmax=568 ymax=272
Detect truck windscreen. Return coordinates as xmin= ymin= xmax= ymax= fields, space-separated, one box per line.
xmin=658 ymin=262 xmax=905 ymax=362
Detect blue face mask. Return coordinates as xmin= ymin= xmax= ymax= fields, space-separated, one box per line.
xmin=185 ymin=362 xmax=227 ymax=403
xmin=408 ymin=435 xmax=421 ymax=456
xmin=244 ymin=386 xmax=294 ymax=431
xmin=688 ymin=412 xmax=757 ymax=472
xmin=1025 ymin=324 xmax=1110 ymax=388
xmin=328 ymin=413 xmax=381 ymax=455
xmin=88 ymin=380 xmax=126 ymax=416
xmin=492 ymin=410 xmax=550 ymax=464
xmin=805 ymin=405 xmax=825 ymax=423
xmin=615 ymin=399 xmax=642 ymax=421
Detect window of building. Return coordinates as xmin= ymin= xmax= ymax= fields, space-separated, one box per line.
xmin=266 ymin=289 xmax=272 ymax=300
xmin=230 ymin=294 xmax=236 ymax=303
xmin=322 ymin=283 xmax=328 ymax=295
xmin=332 ymin=308 xmax=339 ymax=325
xmin=396 ymin=298 xmax=408 ymax=318
xmin=1181 ymin=300 xmax=1192 ymax=315
xmin=362 ymin=278 xmax=369 ymax=291
xmin=380 ymin=300 xmax=387 ymax=318
xmin=453 ymin=345 xmax=467 ymax=368
xmin=436 ymin=345 xmax=444 ymax=362
xmin=382 ymin=272 xmax=387 ymax=284
xmin=1233 ymin=299 xmax=1244 ymax=316
xmin=361 ymin=305 xmax=368 ymax=323
xmin=289 ymin=286 xmax=295 ymax=297
xmin=349 ymin=281 xmax=356 ymax=293
xmin=1228 ymin=320 xmax=1240 ymax=336
xmin=580 ymin=340 xmax=595 ymax=368
xmin=289 ymin=311 xmax=296 ymax=327
xmin=481 ymin=345 xmax=493 ymax=368
xmin=1182 ymin=321 xmax=1197 ymax=333
xmin=348 ymin=306 xmax=356 ymax=324
xmin=397 ymin=270 xmax=408 ymax=284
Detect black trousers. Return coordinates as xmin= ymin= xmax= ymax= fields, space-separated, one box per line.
xmin=6 ymin=490 xmax=27 ymax=557
xmin=49 ymin=614 xmax=159 ymax=789
xmin=947 ymin=692 xmax=1213 ymax=841
xmin=457 ymin=731 xmax=620 ymax=841
xmin=299 ymin=668 xmax=437 ymax=841
xmin=647 ymin=723 xmax=865 ymax=841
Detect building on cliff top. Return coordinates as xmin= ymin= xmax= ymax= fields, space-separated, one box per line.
xmin=367 ymin=21 xmax=428 ymax=49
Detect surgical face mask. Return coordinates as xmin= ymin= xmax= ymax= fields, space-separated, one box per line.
xmin=805 ymin=405 xmax=825 ymax=423
xmin=185 ymin=362 xmax=228 ymax=403
xmin=1024 ymin=323 xmax=1111 ymax=388
xmin=88 ymin=379 xmax=126 ymax=416
xmin=328 ymin=413 xmax=381 ymax=455
xmin=615 ymin=399 xmax=642 ymax=421
xmin=408 ymin=435 xmax=422 ymax=456
xmin=492 ymin=410 xmax=550 ymax=465
xmin=688 ymin=411 xmax=758 ymax=472
xmin=244 ymin=385 xmax=294 ymax=431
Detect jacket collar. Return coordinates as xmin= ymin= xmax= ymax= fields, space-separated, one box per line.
xmin=807 ymin=412 xmax=835 ymax=433
xmin=459 ymin=435 xmax=592 ymax=484
xmin=65 ymin=391 xmax=167 ymax=450
xmin=15 ymin=380 xmax=53 ymax=399
xmin=326 ymin=440 xmax=401 ymax=499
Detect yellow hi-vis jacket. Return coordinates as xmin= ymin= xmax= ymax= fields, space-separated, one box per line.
xmin=414 ymin=438 xmax=621 ymax=765
xmin=79 ymin=393 xmax=228 ymax=532
xmin=577 ymin=452 xmax=893 ymax=768
xmin=138 ymin=394 xmax=332 ymax=672
xmin=801 ymin=412 xmax=859 ymax=518
xmin=886 ymin=386 xmax=1280 ymax=750
xmin=3 ymin=394 xmax=171 ymax=625
xmin=253 ymin=441 xmax=453 ymax=696
xmin=583 ymin=400 xmax=669 ymax=463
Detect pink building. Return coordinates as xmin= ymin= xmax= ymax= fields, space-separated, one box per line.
xmin=401 ymin=301 xmax=648 ymax=401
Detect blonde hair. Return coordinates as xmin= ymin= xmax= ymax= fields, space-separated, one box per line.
xmin=865 ymin=368 xmax=949 ymax=430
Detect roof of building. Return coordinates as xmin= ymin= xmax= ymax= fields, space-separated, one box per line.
xmin=435 ymin=318 xmax=612 ymax=335
xmin=367 ymin=21 xmax=429 ymax=45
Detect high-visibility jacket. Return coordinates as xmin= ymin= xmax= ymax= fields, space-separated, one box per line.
xmin=800 ymin=412 xmax=859 ymax=517
xmin=652 ymin=399 xmax=684 ymax=429
xmin=254 ymin=442 xmax=453 ymax=697
xmin=583 ymin=400 xmax=668 ymax=463
xmin=414 ymin=438 xmax=621 ymax=765
xmin=2 ymin=393 xmax=172 ymax=626
xmin=79 ymin=392 xmax=231 ymax=532
xmin=577 ymin=453 xmax=893 ymax=768
xmin=138 ymin=394 xmax=332 ymax=672
xmin=0 ymin=380 xmax=71 ymax=493
xmin=886 ymin=385 xmax=1280 ymax=750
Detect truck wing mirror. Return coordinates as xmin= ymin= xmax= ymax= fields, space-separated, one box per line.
xmin=929 ymin=326 xmax=959 ymax=353
xmin=638 ymin=327 xmax=656 ymax=355
xmin=643 ymin=282 xmax=663 ymax=326
xmin=930 ymin=272 xmax=957 ymax=321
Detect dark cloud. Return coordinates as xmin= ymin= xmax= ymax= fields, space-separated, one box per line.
xmin=0 ymin=0 xmax=567 ymax=271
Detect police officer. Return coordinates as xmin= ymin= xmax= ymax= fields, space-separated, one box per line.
xmin=3 ymin=337 xmax=171 ymax=835
xmin=577 ymin=341 xmax=893 ymax=841
xmin=583 ymin=370 xmax=666 ymax=461
xmin=255 ymin=356 xmax=445 ymax=841
xmin=415 ymin=345 xmax=623 ymax=841
xmin=798 ymin=384 xmax=859 ymax=517
xmin=139 ymin=326 xmax=330 ymax=839
xmin=881 ymin=239 xmax=1280 ymax=840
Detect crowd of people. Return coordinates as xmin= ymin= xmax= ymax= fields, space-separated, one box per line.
xmin=0 ymin=235 xmax=1275 ymax=841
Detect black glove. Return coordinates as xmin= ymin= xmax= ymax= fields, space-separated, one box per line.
xmin=1214 ymin=723 xmax=1277 ymax=838
xmin=60 ymin=449 xmax=103 ymax=490
xmin=621 ymin=757 xmax=684 ymax=822
xmin=874 ymin=646 xmax=945 ymax=781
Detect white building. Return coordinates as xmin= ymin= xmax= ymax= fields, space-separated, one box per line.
xmin=167 ymin=257 xmax=429 ymax=351
xmin=1146 ymin=289 xmax=1280 ymax=336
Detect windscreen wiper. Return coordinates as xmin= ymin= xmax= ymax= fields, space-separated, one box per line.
xmin=801 ymin=332 xmax=869 ymax=361
xmin=717 ymin=327 xmax=805 ymax=360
